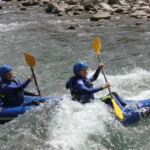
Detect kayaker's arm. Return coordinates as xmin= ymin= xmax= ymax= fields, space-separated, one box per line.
xmin=13 ymin=74 xmax=35 ymax=92
xmin=14 ymin=79 xmax=31 ymax=91
xmin=23 ymin=90 xmax=42 ymax=96
xmin=23 ymin=90 xmax=35 ymax=96
xmin=89 ymin=63 xmax=104 ymax=82
xmin=89 ymin=67 xmax=101 ymax=82
xmin=76 ymin=80 xmax=103 ymax=94
xmin=2 ymin=79 xmax=32 ymax=94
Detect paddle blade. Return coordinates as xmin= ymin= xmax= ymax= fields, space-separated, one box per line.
xmin=111 ymin=98 xmax=124 ymax=120
xmin=24 ymin=52 xmax=36 ymax=67
xmin=93 ymin=37 xmax=101 ymax=55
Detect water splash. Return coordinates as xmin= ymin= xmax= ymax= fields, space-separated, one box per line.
xmin=0 ymin=68 xmax=150 ymax=149
xmin=0 ymin=22 xmax=37 ymax=32
xmin=46 ymin=96 xmax=115 ymax=150
xmin=90 ymin=68 xmax=150 ymax=100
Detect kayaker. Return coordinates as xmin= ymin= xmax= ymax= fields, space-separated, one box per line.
xmin=66 ymin=62 xmax=150 ymax=125
xmin=0 ymin=64 xmax=41 ymax=106
xmin=66 ymin=61 xmax=110 ymax=104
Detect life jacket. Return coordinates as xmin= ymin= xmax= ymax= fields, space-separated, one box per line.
xmin=66 ymin=76 xmax=93 ymax=104
xmin=0 ymin=78 xmax=24 ymax=106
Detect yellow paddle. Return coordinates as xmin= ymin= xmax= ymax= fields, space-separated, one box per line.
xmin=24 ymin=52 xmax=41 ymax=95
xmin=93 ymin=37 xmax=124 ymax=120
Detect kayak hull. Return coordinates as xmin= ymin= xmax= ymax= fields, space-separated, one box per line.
xmin=1 ymin=94 xmax=150 ymax=126
xmin=0 ymin=96 xmax=57 ymax=124
xmin=101 ymin=93 xmax=150 ymax=126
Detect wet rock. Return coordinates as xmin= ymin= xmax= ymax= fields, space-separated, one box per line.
xmin=81 ymin=0 xmax=99 ymax=6
xmin=92 ymin=6 xmax=99 ymax=12
xmin=43 ymin=1 xmax=49 ymax=5
xmin=135 ymin=22 xmax=143 ymax=25
xmin=119 ymin=1 xmax=129 ymax=6
xmin=84 ymin=3 xmax=94 ymax=11
xmin=73 ymin=11 xmax=80 ymax=15
xmin=1 ymin=0 xmax=12 ymax=1
xmin=22 ymin=1 xmax=39 ymax=7
xmin=31 ymin=2 xmax=39 ymax=6
xmin=67 ymin=24 xmax=79 ymax=29
xmin=39 ymin=3 xmax=44 ymax=7
xmin=73 ymin=5 xmax=84 ymax=11
xmin=130 ymin=10 xmax=148 ymax=18
xmin=67 ymin=26 xmax=76 ymax=29
xmin=88 ymin=10 xmax=94 ymax=14
xmin=142 ymin=16 xmax=148 ymax=19
xmin=115 ymin=7 xmax=124 ymax=13
xmin=20 ymin=7 xmax=27 ymax=10
xmin=131 ymin=6 xmax=139 ymax=11
xmin=67 ymin=11 xmax=73 ymax=16
xmin=59 ymin=2 xmax=69 ymax=12
xmin=111 ymin=4 xmax=119 ymax=8
xmin=65 ymin=0 xmax=80 ymax=5
xmin=141 ymin=6 xmax=150 ymax=12
xmin=99 ymin=2 xmax=113 ymax=12
xmin=22 ymin=1 xmax=30 ymax=6
xmin=90 ymin=11 xmax=111 ymax=21
xmin=138 ymin=1 xmax=148 ymax=6
xmin=57 ymin=12 xmax=65 ymax=16
xmin=122 ymin=10 xmax=131 ymax=14
xmin=108 ymin=0 xmax=119 ymax=5
xmin=66 ymin=5 xmax=74 ymax=11
xmin=45 ymin=2 xmax=60 ymax=13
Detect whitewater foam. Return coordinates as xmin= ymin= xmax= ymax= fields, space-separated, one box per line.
xmin=0 ymin=22 xmax=37 ymax=32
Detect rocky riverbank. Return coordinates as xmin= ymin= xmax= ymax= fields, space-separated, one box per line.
xmin=45 ymin=0 xmax=150 ymax=20
xmin=0 ymin=0 xmax=150 ymax=24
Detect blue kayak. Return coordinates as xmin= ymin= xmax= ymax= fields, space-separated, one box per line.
xmin=1 ymin=93 xmax=150 ymax=126
xmin=0 ymin=96 xmax=59 ymax=124
xmin=101 ymin=92 xmax=150 ymax=126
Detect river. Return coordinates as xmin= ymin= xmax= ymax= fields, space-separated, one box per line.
xmin=0 ymin=6 xmax=150 ymax=150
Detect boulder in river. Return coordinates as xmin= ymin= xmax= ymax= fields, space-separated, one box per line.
xmin=90 ymin=11 xmax=111 ymax=21
xmin=130 ymin=10 xmax=148 ymax=18
xmin=45 ymin=2 xmax=60 ymax=13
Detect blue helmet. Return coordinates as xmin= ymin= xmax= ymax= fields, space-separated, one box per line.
xmin=0 ymin=64 xmax=12 ymax=77
xmin=73 ymin=61 xmax=88 ymax=75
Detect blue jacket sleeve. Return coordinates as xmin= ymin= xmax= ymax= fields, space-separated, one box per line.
xmin=75 ymin=80 xmax=103 ymax=94
xmin=89 ymin=67 xmax=102 ymax=82
xmin=3 ymin=79 xmax=31 ymax=92
xmin=14 ymin=79 xmax=31 ymax=90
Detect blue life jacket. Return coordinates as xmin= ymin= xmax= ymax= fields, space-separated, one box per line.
xmin=66 ymin=76 xmax=93 ymax=104
xmin=0 ymin=78 xmax=24 ymax=106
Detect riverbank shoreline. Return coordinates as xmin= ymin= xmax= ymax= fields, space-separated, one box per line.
xmin=0 ymin=0 xmax=149 ymax=22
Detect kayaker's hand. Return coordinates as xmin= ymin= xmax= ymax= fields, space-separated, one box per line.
xmin=29 ymin=74 xmax=36 ymax=80
xmin=35 ymin=93 xmax=42 ymax=96
xmin=98 ymin=63 xmax=104 ymax=68
xmin=102 ymin=82 xmax=110 ymax=89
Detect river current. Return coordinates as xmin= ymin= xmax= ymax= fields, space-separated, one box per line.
xmin=0 ymin=6 xmax=150 ymax=150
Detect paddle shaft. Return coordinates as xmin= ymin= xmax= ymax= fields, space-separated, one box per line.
xmin=31 ymin=67 xmax=41 ymax=95
xmin=97 ymin=55 xmax=113 ymax=98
